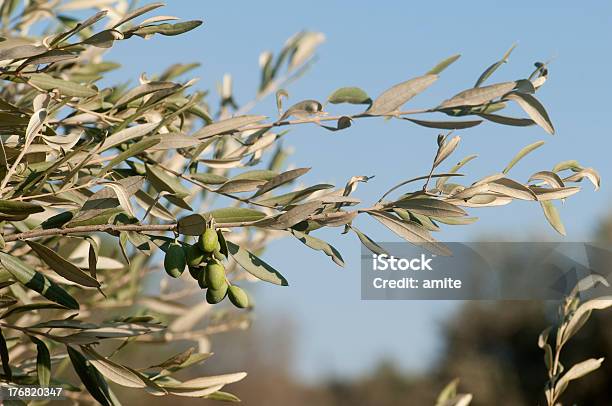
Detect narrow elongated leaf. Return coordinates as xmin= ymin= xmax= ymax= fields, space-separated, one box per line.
xmin=392 ymin=197 xmax=467 ymax=217
xmin=100 ymin=122 xmax=160 ymax=152
xmin=0 ymin=44 xmax=47 ymax=61
xmin=290 ymin=229 xmax=344 ymax=266
xmin=115 ymin=81 xmax=178 ymax=106
xmin=227 ymin=241 xmax=288 ymax=285
xmin=113 ymin=2 xmax=165 ymax=28
xmin=70 ymin=176 xmax=143 ymax=224
xmin=30 ymin=336 xmax=50 ymax=387
xmin=327 ymin=87 xmax=371 ymax=105
xmin=274 ymin=200 xmax=322 ymax=229
xmin=434 ymin=136 xmax=461 ymax=168
xmin=427 ymin=54 xmax=461 ymax=75
xmin=195 ymin=115 xmax=267 ymax=139
xmin=529 ymin=171 xmax=564 ymax=188
xmin=474 ymin=44 xmax=516 ymax=87
xmin=191 ymin=173 xmax=228 ymax=184
xmin=0 ymin=199 xmax=44 ymax=215
xmin=67 ymin=345 xmax=114 ymax=406
xmin=29 ymin=73 xmax=97 ymax=97
xmin=488 ymin=178 xmax=537 ymax=200
xmin=81 ymin=346 xmax=164 ymax=393
xmin=256 ymin=184 xmax=334 ymax=207
xmin=131 ymin=20 xmax=203 ymax=37
xmin=214 ymin=179 xmax=266 ymax=194
xmin=278 ymin=100 xmax=322 ymax=121
xmin=504 ymin=93 xmax=555 ymax=134
xmin=367 ymin=74 xmax=438 ymax=115
xmin=555 ymin=358 xmax=604 ymax=397
xmin=477 ymin=113 xmax=535 ymax=127
xmin=252 ymin=167 xmax=310 ymax=198
xmin=503 ymin=141 xmax=545 ymax=174
xmin=351 ymin=226 xmax=389 ymax=256
xmin=205 ymin=208 xmax=266 ymax=223
xmin=0 ymin=253 xmax=79 ymax=309
xmin=402 ymin=117 xmax=482 ymax=129
xmin=99 ymin=138 xmax=159 ymax=177
xmin=540 ymin=201 xmax=566 ymax=235
xmin=530 ymin=186 xmax=581 ymax=201
xmin=27 ymin=241 xmax=100 ymax=288
xmin=435 ymin=155 xmax=477 ymax=190
xmin=369 ymin=211 xmax=451 ymax=256
xmin=563 ymin=168 xmax=600 ymax=190
xmin=438 ymin=81 xmax=516 ymax=109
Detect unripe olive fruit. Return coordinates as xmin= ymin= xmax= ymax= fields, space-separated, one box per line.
xmin=164 ymin=242 xmax=186 ymax=278
xmin=199 ymin=228 xmax=219 ymax=253
xmin=205 ymin=261 xmax=226 ymax=290
xmin=228 ymin=285 xmax=249 ymax=309
xmin=184 ymin=244 xmax=205 ymax=267
xmin=206 ymin=283 xmax=228 ymax=304
xmin=213 ymin=250 xmax=225 ymax=261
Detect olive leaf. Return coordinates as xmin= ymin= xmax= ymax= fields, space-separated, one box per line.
xmin=438 ymin=81 xmax=516 ymax=109
xmin=540 ymin=201 xmax=566 ymax=236
xmin=474 ymin=43 xmax=516 ymax=87
xmin=227 ymin=241 xmax=288 ymax=286
xmin=504 ymin=92 xmax=555 ymax=134
xmin=427 ymin=54 xmax=461 ymax=75
xmin=30 ymin=336 xmax=51 ymax=387
xmin=67 ymin=345 xmax=115 ymax=406
xmin=327 ymin=87 xmax=371 ymax=105
xmin=290 ymin=229 xmax=344 ymax=266
xmin=367 ymin=74 xmax=438 ymax=115
xmin=26 ymin=241 xmax=100 ymax=288
xmin=0 ymin=252 xmax=79 ymax=309
xmin=503 ymin=140 xmax=545 ymax=174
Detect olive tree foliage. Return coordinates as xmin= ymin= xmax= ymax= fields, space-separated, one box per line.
xmin=0 ymin=0 xmax=601 ymax=404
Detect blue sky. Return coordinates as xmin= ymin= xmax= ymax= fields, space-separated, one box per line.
xmin=104 ymin=1 xmax=611 ymax=382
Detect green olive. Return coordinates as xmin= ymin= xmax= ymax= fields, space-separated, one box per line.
xmin=164 ymin=242 xmax=186 ymax=278
xmin=205 ymin=261 xmax=226 ymax=290
xmin=199 ymin=228 xmax=219 ymax=253
xmin=206 ymin=283 xmax=228 ymax=304
xmin=228 ymin=285 xmax=249 ymax=308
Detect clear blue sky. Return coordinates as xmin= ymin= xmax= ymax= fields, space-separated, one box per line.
xmin=104 ymin=1 xmax=611 ymax=382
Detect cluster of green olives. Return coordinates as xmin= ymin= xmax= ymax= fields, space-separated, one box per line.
xmin=163 ymin=225 xmax=249 ymax=309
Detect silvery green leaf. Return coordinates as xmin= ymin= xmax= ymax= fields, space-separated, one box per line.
xmin=529 ymin=186 xmax=580 ymax=201
xmin=529 ymin=171 xmax=564 ymax=188
xmin=327 ymin=87 xmax=371 ymax=105
xmin=503 ymin=140 xmax=545 ymax=174
xmin=351 ymin=226 xmax=389 ymax=256
xmin=433 ymin=136 xmax=461 ymax=168
xmin=368 ymin=211 xmax=451 ymax=256
xmin=252 ymin=167 xmax=310 ymax=198
xmin=195 ymin=115 xmax=267 ymax=139
xmin=27 ymin=241 xmax=100 ymax=288
xmin=402 ymin=117 xmax=482 ymax=130
xmin=504 ymin=92 xmax=554 ymax=134
xmin=562 ymin=168 xmax=600 ymax=190
xmin=227 ymin=241 xmax=288 ymax=285
xmin=278 ymin=100 xmax=323 ymax=121
xmin=290 ymin=229 xmax=344 ymax=266
xmin=438 ymin=81 xmax=516 ymax=109
xmin=392 ymin=197 xmax=467 ymax=217
xmin=476 ymin=113 xmax=535 ymax=127
xmin=367 ymin=74 xmax=437 ymax=115
xmin=427 ymin=54 xmax=461 ymax=75
xmin=540 ymin=201 xmax=566 ymax=236
xmin=474 ymin=43 xmax=516 ymax=87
